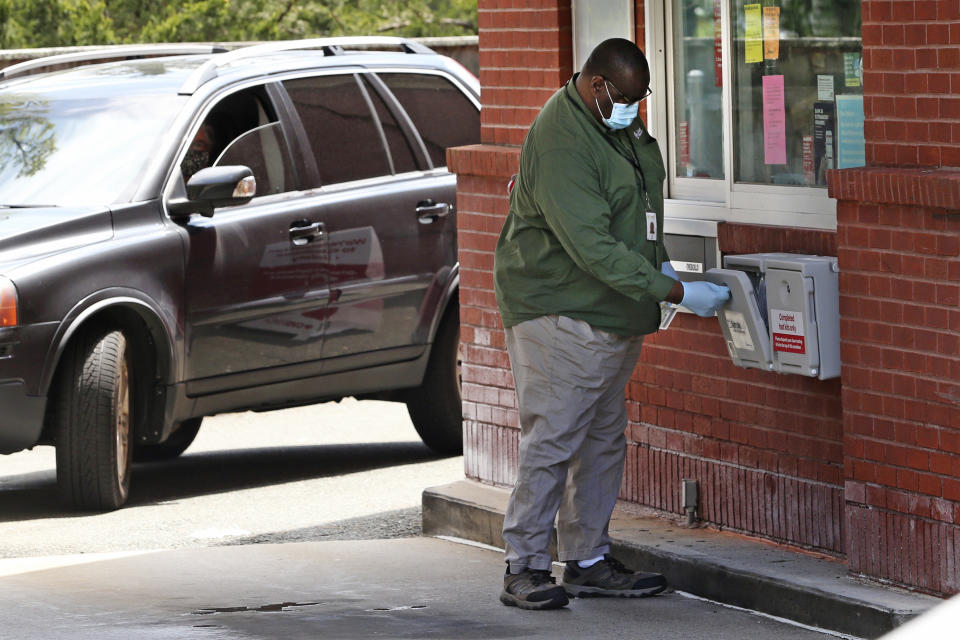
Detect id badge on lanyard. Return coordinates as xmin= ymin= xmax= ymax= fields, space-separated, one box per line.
xmin=641 ymin=190 xmax=664 ymax=266
xmin=628 ymin=143 xmax=657 ymax=243
xmin=607 ymin=130 xmax=663 ymax=261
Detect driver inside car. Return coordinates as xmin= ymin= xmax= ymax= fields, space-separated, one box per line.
xmin=181 ymin=123 xmax=217 ymax=180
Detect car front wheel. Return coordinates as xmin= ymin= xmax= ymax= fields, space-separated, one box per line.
xmin=53 ymin=327 xmax=133 ymax=510
xmin=406 ymin=305 xmax=463 ymax=455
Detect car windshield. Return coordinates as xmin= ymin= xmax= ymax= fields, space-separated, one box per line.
xmin=0 ymin=88 xmax=185 ymax=206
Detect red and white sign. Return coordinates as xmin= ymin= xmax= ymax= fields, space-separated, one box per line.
xmin=678 ymin=121 xmax=690 ymax=167
xmin=770 ymin=308 xmax=805 ymax=354
xmin=802 ymin=135 xmax=815 ymax=184
xmin=714 ymin=0 xmax=723 ymax=87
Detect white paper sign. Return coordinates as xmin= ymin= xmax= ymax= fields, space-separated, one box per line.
xmin=817 ymin=75 xmax=835 ymax=101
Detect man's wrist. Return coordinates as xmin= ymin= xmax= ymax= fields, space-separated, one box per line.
xmin=665 ymin=279 xmax=684 ymax=304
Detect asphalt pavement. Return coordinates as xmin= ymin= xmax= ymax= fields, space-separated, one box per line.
xmin=0 ymin=399 xmax=462 ymax=558
xmin=0 ymin=536 xmax=840 ymax=640
xmin=0 ymin=399 xmax=939 ymax=639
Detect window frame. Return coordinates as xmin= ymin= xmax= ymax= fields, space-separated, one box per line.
xmin=161 ymin=79 xmax=302 ymax=216
xmin=371 ymin=67 xmax=482 ymax=171
xmin=162 ymin=65 xmax=482 ymax=211
xmin=648 ymin=0 xmax=840 ymax=232
xmin=280 ymin=72 xmax=396 ymax=187
xmin=271 ymin=66 xmax=478 ymax=188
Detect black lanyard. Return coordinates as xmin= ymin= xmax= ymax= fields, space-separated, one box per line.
xmin=562 ymin=85 xmax=663 ymax=264
xmin=563 ymin=86 xmax=652 ymax=210
xmin=602 ymin=130 xmax=654 ymax=211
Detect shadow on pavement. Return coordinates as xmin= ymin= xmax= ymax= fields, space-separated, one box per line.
xmin=221 ymin=505 xmax=424 ymax=546
xmin=0 ymin=441 xmax=450 ymax=523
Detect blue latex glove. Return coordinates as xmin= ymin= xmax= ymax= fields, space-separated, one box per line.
xmin=660 ymin=261 xmax=680 ymax=281
xmin=681 ymin=281 xmax=731 ymax=317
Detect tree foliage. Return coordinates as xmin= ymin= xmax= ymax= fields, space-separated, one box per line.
xmin=0 ymin=0 xmax=477 ymax=49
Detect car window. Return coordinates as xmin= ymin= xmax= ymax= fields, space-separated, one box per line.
xmin=214 ymin=122 xmax=296 ymax=197
xmin=377 ymin=72 xmax=480 ymax=168
xmin=181 ymin=87 xmax=290 ymax=186
xmin=282 ymin=74 xmax=391 ymax=186
xmin=361 ymin=75 xmax=418 ymax=174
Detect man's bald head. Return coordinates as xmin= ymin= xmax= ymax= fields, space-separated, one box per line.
xmin=582 ymin=38 xmax=649 ymax=81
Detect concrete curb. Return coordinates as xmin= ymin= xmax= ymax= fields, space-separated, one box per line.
xmin=423 ymin=480 xmax=940 ymax=639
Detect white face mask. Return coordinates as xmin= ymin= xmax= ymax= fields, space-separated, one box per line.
xmin=596 ymin=81 xmax=638 ymax=130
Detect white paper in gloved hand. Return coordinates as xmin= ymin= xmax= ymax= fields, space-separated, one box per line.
xmin=659 ymin=302 xmax=679 ymax=330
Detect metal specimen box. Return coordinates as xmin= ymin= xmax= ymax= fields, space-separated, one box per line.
xmin=705 ymin=253 xmax=840 ymax=380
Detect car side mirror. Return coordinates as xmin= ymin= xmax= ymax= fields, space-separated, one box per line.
xmin=168 ymin=166 xmax=256 ymax=218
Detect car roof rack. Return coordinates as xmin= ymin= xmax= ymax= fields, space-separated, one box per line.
xmin=0 ymin=44 xmax=230 ymax=81
xmin=177 ymin=36 xmax=435 ymax=95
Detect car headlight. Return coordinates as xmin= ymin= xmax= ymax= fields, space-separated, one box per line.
xmin=0 ymin=277 xmax=17 ymax=327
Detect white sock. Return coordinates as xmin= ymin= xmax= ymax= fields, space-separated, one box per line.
xmin=577 ymin=555 xmax=605 ymax=568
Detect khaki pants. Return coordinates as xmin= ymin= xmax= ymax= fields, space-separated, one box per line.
xmin=502 ymin=315 xmax=644 ymax=573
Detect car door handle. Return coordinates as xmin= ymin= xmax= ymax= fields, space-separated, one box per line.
xmin=290 ymin=220 xmax=324 ymax=246
xmin=416 ymin=200 xmax=452 ymax=224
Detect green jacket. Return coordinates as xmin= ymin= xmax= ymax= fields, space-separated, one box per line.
xmin=494 ymin=74 xmax=675 ymax=336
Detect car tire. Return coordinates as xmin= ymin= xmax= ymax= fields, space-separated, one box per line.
xmin=53 ymin=327 xmax=133 ymax=511
xmin=134 ymin=417 xmax=202 ymax=462
xmin=406 ymin=305 xmax=463 ymax=455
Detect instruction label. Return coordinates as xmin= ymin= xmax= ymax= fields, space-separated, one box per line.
xmin=836 ymin=94 xmax=866 ymax=169
xmin=770 ymin=308 xmax=805 ymax=354
xmin=763 ymin=75 xmax=786 ymax=165
xmin=745 ymin=4 xmax=763 ymax=63
xmin=817 ymin=74 xmax=835 ymax=101
xmin=763 ymin=7 xmax=780 ymax=60
xmin=723 ymin=310 xmax=755 ymax=351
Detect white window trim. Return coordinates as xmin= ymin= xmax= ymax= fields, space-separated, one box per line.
xmin=648 ymin=0 xmax=838 ymax=232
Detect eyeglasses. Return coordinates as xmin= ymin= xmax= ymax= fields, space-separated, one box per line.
xmin=603 ymin=77 xmax=653 ymax=105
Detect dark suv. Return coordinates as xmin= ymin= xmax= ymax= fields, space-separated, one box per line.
xmin=0 ymin=38 xmax=479 ymax=510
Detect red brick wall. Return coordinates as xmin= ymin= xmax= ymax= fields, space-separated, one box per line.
xmin=453 ymin=0 xmax=847 ymax=557
xmin=452 ymin=0 xmax=573 ymax=485
xmin=862 ymin=0 xmax=960 ymax=166
xmin=830 ymin=169 xmax=960 ymax=594
xmin=829 ymin=0 xmax=960 ymax=596
xmin=450 ymin=151 xmax=519 ymax=490
xmin=624 ymin=224 xmax=846 ymax=553
xmin=453 ymin=0 xmax=960 ymax=595
xmin=477 ymin=0 xmax=572 ymax=145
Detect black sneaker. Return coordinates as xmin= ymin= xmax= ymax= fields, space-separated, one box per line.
xmin=500 ymin=568 xmax=569 ymax=610
xmin=561 ymin=555 xmax=667 ymax=598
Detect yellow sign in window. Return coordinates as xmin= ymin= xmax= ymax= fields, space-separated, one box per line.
xmin=744 ymin=4 xmax=762 ymax=63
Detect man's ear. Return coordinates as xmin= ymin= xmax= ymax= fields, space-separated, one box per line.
xmin=588 ymin=74 xmax=605 ymax=96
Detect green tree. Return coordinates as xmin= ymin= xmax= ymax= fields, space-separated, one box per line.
xmin=0 ymin=0 xmax=477 ymax=49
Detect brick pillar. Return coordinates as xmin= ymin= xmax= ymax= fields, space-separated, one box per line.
xmin=830 ymin=170 xmax=960 ymax=596
xmin=448 ymin=0 xmax=573 ymax=486
xmin=827 ymin=0 xmax=960 ymax=596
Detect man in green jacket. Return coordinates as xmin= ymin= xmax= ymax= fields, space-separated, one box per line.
xmin=495 ymin=38 xmax=729 ymax=611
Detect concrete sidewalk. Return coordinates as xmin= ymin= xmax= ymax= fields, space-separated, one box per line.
xmin=1 ymin=536 xmax=839 ymax=640
xmin=422 ymin=480 xmax=942 ymax=639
